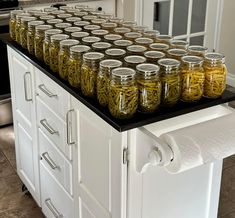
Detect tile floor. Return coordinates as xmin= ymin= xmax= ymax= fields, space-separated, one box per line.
xmin=1 ymin=125 xmax=235 ymax=218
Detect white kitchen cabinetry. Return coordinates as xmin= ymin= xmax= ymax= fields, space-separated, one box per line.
xmin=7 ymin=47 xmax=40 ymax=205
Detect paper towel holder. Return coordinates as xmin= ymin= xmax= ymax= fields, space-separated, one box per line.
xmin=135 ymin=128 xmax=174 ymax=174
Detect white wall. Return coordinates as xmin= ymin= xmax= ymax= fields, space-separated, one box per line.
xmin=218 ymin=0 xmax=235 ymax=87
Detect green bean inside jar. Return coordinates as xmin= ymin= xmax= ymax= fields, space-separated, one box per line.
xmin=97 ymin=59 xmax=122 ymax=107
xmin=124 ymin=55 xmax=146 ymax=68
xmin=9 ymin=10 xmax=24 ymax=40
xmin=136 ymin=63 xmax=161 ymax=113
xmin=58 ymin=39 xmax=80 ymax=80
xmin=68 ymin=45 xmax=91 ymax=88
xmin=49 ymin=34 xmax=69 ymax=73
xmin=20 ymin=16 xmax=36 ymax=49
xmin=81 ymin=52 xmax=104 ymax=98
xmin=35 ymin=24 xmax=53 ymax=61
xmin=27 ymin=20 xmax=45 ymax=55
xmin=15 ymin=13 xmax=31 ymax=44
xmin=158 ymin=58 xmax=181 ymax=107
xmin=43 ymin=28 xmax=63 ymax=65
xmin=108 ymin=67 xmax=138 ymax=119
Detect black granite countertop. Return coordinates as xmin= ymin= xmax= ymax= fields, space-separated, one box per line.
xmin=2 ymin=34 xmax=235 ymax=132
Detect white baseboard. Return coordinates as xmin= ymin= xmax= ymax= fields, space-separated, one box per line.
xmin=227 ymin=73 xmax=235 ymax=87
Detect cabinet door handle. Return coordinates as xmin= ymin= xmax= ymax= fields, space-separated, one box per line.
xmin=45 ymin=198 xmax=63 ymax=218
xmin=42 ymin=152 xmax=58 ymax=170
xmin=66 ymin=109 xmax=75 ymax=145
xmin=38 ymin=84 xmax=57 ymax=98
xmin=40 ymin=119 xmax=58 ymax=135
xmin=23 ymin=72 xmax=32 ymax=102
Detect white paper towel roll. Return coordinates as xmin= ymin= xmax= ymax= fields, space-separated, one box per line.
xmin=160 ymin=113 xmax=235 ymax=174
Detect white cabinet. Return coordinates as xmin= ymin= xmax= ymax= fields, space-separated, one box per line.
xmin=7 ymin=47 xmax=40 ymax=205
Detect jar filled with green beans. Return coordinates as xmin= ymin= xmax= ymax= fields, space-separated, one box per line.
xmin=109 ymin=17 xmax=123 ymax=27
xmin=27 ymin=20 xmax=45 ymax=55
xmin=132 ymin=25 xmax=148 ymax=33
xmin=113 ymin=39 xmax=133 ymax=50
xmin=35 ymin=24 xmax=53 ymax=60
xmin=158 ymin=58 xmax=181 ymax=107
xmin=9 ymin=10 xmax=23 ymax=40
xmin=143 ymin=30 xmax=160 ymax=40
xmin=124 ymin=55 xmax=146 ymax=68
xmin=65 ymin=17 xmax=81 ymax=24
xmin=81 ymin=52 xmax=104 ymax=98
xmin=105 ymin=48 xmax=126 ymax=61
xmin=97 ymin=59 xmax=122 ymax=107
xmin=109 ymin=67 xmax=138 ymax=119
xmin=149 ymin=43 xmax=169 ymax=54
xmin=101 ymin=22 xmax=117 ymax=33
xmin=170 ymin=40 xmax=189 ymax=50
xmin=40 ymin=15 xmax=55 ymax=22
xmin=49 ymin=34 xmax=69 ymax=73
xmin=188 ymin=45 xmax=208 ymax=57
xmin=64 ymin=26 xmax=82 ymax=36
xmin=71 ymin=31 xmax=90 ymax=40
xmin=121 ymin=20 xmax=137 ymax=29
xmin=136 ymin=63 xmax=161 ymax=113
xmin=114 ymin=27 xmax=131 ymax=36
xmin=104 ymin=34 xmax=122 ymax=44
xmin=15 ymin=13 xmax=31 ymax=44
xmin=156 ymin=35 xmax=173 ymax=45
xmin=83 ymin=24 xmax=101 ymax=33
xmin=46 ymin=18 xmax=63 ymax=26
xmin=68 ymin=45 xmax=91 ymax=88
xmin=43 ymin=28 xmax=62 ymax=65
xmin=58 ymin=39 xmax=80 ymax=80
xmin=57 ymin=13 xmax=72 ymax=21
xmin=167 ymin=48 xmax=188 ymax=61
xmin=144 ymin=51 xmax=165 ymax=64
xmin=92 ymin=42 xmax=112 ymax=52
xmin=74 ymin=21 xmax=90 ymax=30
xmin=135 ymin=37 xmax=153 ymax=48
xmin=82 ymin=36 xmax=101 ymax=46
xmin=126 ymin=45 xmax=147 ymax=56
xmin=54 ymin=22 xmax=72 ymax=31
xmin=124 ymin=32 xmax=142 ymax=42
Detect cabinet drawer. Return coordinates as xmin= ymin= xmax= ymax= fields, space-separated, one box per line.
xmin=40 ymin=163 xmax=74 ymax=218
xmin=37 ymin=97 xmax=72 ymax=160
xmin=39 ymin=128 xmax=73 ymax=196
xmin=35 ymin=68 xmax=70 ymax=120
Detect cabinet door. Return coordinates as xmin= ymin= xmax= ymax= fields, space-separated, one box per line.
xmin=70 ymin=96 xmax=128 ymax=218
xmin=7 ymin=47 xmax=40 ymax=205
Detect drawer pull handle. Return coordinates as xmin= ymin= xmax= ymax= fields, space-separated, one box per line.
xmin=42 ymin=152 xmax=58 ymax=170
xmin=66 ymin=109 xmax=75 ymax=145
xmin=40 ymin=119 xmax=58 ymax=135
xmin=24 ymin=72 xmax=32 ymax=102
xmin=45 ymin=198 xmax=63 ymax=218
xmin=38 ymin=84 xmax=57 ymax=98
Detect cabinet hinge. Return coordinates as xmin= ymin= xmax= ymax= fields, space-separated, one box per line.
xmin=123 ymin=148 xmax=129 ymax=164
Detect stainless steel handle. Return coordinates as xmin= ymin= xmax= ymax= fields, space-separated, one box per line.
xmin=66 ymin=109 xmax=75 ymax=145
xmin=42 ymin=152 xmax=58 ymax=170
xmin=24 ymin=72 xmax=32 ymax=102
xmin=40 ymin=119 xmax=58 ymax=135
xmin=38 ymin=84 xmax=57 ymax=98
xmin=45 ymin=198 xmax=63 ymax=218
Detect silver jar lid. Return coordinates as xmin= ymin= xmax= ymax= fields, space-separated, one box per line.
xmin=100 ymin=59 xmax=122 ymax=70
xmin=124 ymin=55 xmax=146 ymax=64
xmin=66 ymin=17 xmax=81 ymax=23
xmin=122 ymin=20 xmax=137 ymax=28
xmin=82 ymin=15 xmax=97 ymax=21
xmin=20 ymin=16 xmax=36 ymax=23
xmin=111 ymin=67 xmax=136 ymax=81
xmin=99 ymin=13 xmax=113 ymax=19
xmin=57 ymin=13 xmax=72 ymax=19
xmin=167 ymin=48 xmax=188 ymax=57
xmin=92 ymin=42 xmax=112 ymax=50
xmin=104 ymin=34 xmax=123 ymax=41
xmin=101 ymin=22 xmax=118 ymax=29
xmin=91 ymin=29 xmax=109 ymax=36
xmin=158 ymin=58 xmax=181 ymax=72
xmin=150 ymin=43 xmax=169 ymax=51
xmin=105 ymin=48 xmax=126 ymax=56
xmin=127 ymin=45 xmax=147 ymax=53
xmin=28 ymin=20 xmax=45 ymax=28
xmin=60 ymin=6 xmax=73 ymax=10
xmin=143 ymin=30 xmax=160 ymax=38
xmin=70 ymin=45 xmax=91 ymax=53
xmin=75 ymin=4 xmax=88 ymax=9
xmin=40 ymin=15 xmax=55 ymax=21
xmin=64 ymin=26 xmax=82 ymax=34
xmin=45 ymin=28 xmax=63 ymax=37
xmin=60 ymin=39 xmax=79 ymax=48
xmin=33 ymin=12 xmax=48 ymax=17
xmin=109 ymin=17 xmax=123 ymax=24
xmin=44 ymin=7 xmax=58 ymax=13
xmin=83 ymin=52 xmax=105 ymax=61
xmin=171 ymin=40 xmax=189 ymax=48
xmin=144 ymin=51 xmax=165 ymax=59
xmin=156 ymin=35 xmax=172 ymax=40
xmin=51 ymin=10 xmax=66 ymax=15
xmin=35 ymin=24 xmax=53 ymax=31
xmin=55 ymin=22 xmax=72 ymax=29
xmin=114 ymin=27 xmax=131 ymax=34
xmin=188 ymin=45 xmax=208 ymax=53
xmin=132 ymin=25 xmax=148 ymax=33
xmin=50 ymin=33 xmax=70 ymax=42
xmin=136 ymin=63 xmax=160 ymax=76
xmin=124 ymin=32 xmax=142 ymax=39
xmin=82 ymin=36 xmax=101 ymax=44
xmin=135 ymin=37 xmax=153 ymax=45
xmin=46 ymin=19 xmax=63 ymax=25
xmin=74 ymin=12 xmax=88 ymax=17
xmin=91 ymin=18 xmax=106 ymax=25
xmin=84 ymin=24 xmax=101 ymax=31
xmin=204 ymin=52 xmax=225 ymax=63
xmin=74 ymin=21 xmax=90 ymax=27
xmin=71 ymin=31 xmax=90 ymax=39
xmin=114 ymin=39 xmax=133 ymax=47
xmin=181 ymin=55 xmax=204 ymax=66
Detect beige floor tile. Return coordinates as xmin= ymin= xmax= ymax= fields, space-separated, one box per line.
xmin=218 ymin=197 xmax=235 ymax=217
xmin=0 ymin=151 xmax=15 ymax=178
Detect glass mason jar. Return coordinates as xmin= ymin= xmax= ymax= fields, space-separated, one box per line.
xmin=113 ymin=39 xmax=133 ymax=50
xmin=92 ymin=42 xmax=112 ymax=52
xmin=105 ymin=48 xmax=126 ymax=61
xmin=20 ymin=16 xmax=36 ymax=49
xmin=15 ymin=13 xmax=31 ymax=44
xmin=58 ymin=39 xmax=80 ymax=80
xmin=135 ymin=37 xmax=154 ymax=48
xmin=49 ymin=34 xmax=70 ymax=73
xmin=83 ymin=24 xmax=101 ymax=33
xmin=97 ymin=59 xmax=122 ymax=107
xmin=126 ymin=45 xmax=147 ymax=56
xmin=136 ymin=63 xmax=161 ymax=113
xmin=55 ymin=22 xmax=72 ymax=31
xmin=39 ymin=15 xmax=55 ymax=22
xmin=124 ymin=32 xmax=142 ymax=42
xmin=158 ymin=58 xmax=181 ymax=107
xmin=74 ymin=12 xmax=88 ymax=18
xmin=109 ymin=67 xmax=138 ymax=119
xmin=26 ymin=9 xmax=42 ymax=15
xmin=65 ymin=17 xmax=81 ymax=24
xmin=149 ymin=43 xmax=169 ymax=54
xmin=35 ymin=24 xmax=53 ymax=61
xmin=60 ymin=6 xmax=73 ymax=11
xmin=74 ymin=21 xmax=90 ymax=30
xmin=43 ymin=28 xmax=63 ymax=65
xmin=144 ymin=50 xmax=165 ymax=64
xmin=101 ymin=22 xmax=117 ymax=33
xmin=91 ymin=18 xmax=106 ymax=26
xmin=104 ymin=34 xmax=122 ymax=43
xmin=124 ymin=55 xmax=146 ymax=68
xmin=66 ymin=9 xmax=80 ymax=15
xmin=44 ymin=7 xmax=58 ymax=13
xmin=122 ymin=21 xmax=137 ymax=29
xmin=181 ymin=56 xmax=205 ymax=102
xmin=82 ymin=36 xmax=101 ymax=46
xmin=33 ymin=12 xmax=48 ymax=18
xmin=91 ymin=11 xmax=105 ymax=17
xmin=57 ymin=13 xmax=72 ymax=20
xmin=27 ymin=21 xmax=45 ymax=55
xmin=114 ymin=27 xmax=131 ymax=36
xmin=91 ymin=29 xmax=109 ymax=39
xmin=68 ymin=45 xmax=91 ymax=88
xmin=188 ymin=45 xmax=208 ymax=57
xmin=132 ymin=25 xmax=148 ymax=33
xmin=109 ymin=17 xmax=123 ymax=27
xmin=81 ymin=52 xmax=104 ymax=98
xmin=156 ymin=35 xmax=173 ymax=45
xmin=64 ymin=26 xmax=82 ymax=36
xmin=167 ymin=49 xmax=188 ymax=61
xmin=170 ymin=40 xmax=189 ymax=50
xmin=82 ymin=15 xmax=97 ymax=22
xmin=46 ymin=18 xmax=63 ymax=26
xmin=143 ymin=30 xmax=160 ymax=40
xmin=203 ymin=53 xmax=227 ymax=98
xmin=71 ymin=31 xmax=89 ymax=40
xmin=51 ymin=10 xmax=66 ymax=16
xmin=9 ymin=10 xmax=23 ymax=40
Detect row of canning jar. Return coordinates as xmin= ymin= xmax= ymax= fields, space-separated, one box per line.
xmin=8 ymin=6 xmax=227 ymax=119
